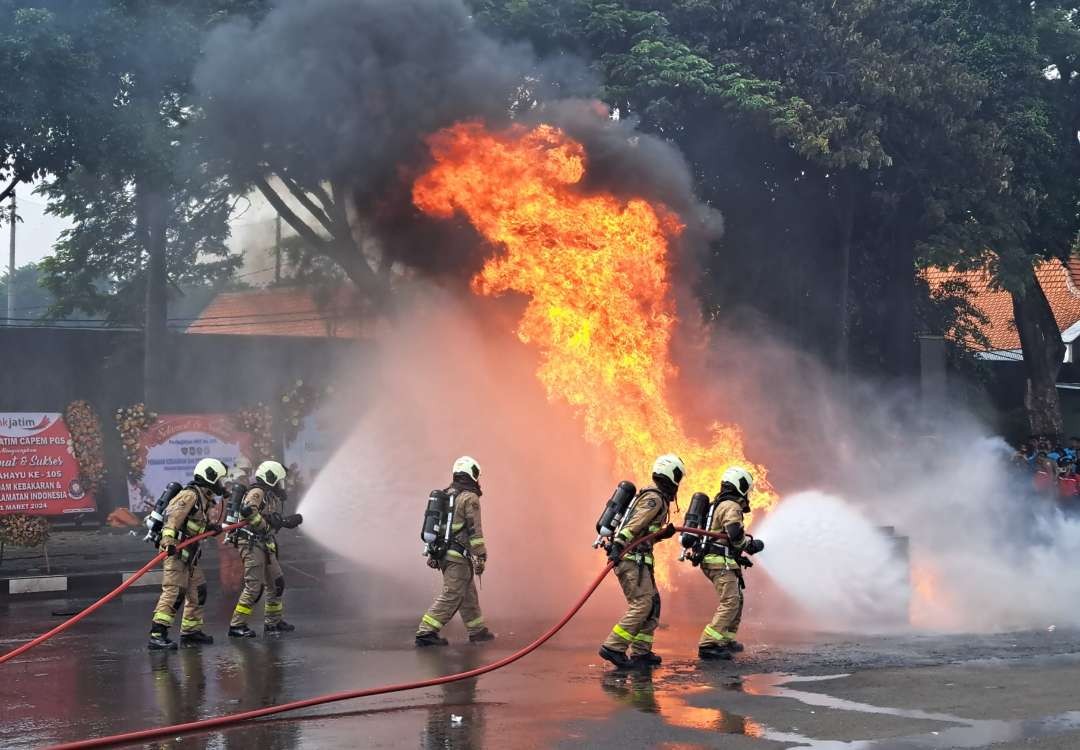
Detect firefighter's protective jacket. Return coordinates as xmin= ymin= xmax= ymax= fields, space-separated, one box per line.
xmin=702 ymin=498 xmax=747 ymax=570
xmin=446 ymin=490 xmax=486 ymax=561
xmin=615 ymin=486 xmax=670 ymax=566
xmin=160 ymin=486 xmax=213 ymax=558
xmin=240 ymin=486 xmax=284 ymax=553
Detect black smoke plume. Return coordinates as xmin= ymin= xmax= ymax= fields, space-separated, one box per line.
xmin=195 ymin=0 xmax=721 ymax=288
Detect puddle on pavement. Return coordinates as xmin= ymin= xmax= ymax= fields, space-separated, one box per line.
xmin=600 ymin=671 xmax=767 ymax=737
xmin=628 ymin=670 xmax=1080 ymax=749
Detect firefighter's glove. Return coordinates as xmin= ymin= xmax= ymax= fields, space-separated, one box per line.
xmin=161 ymin=542 xmax=177 ymax=557
xmin=473 ymin=555 xmax=487 ymax=576
xmin=736 ymin=555 xmax=754 ymax=569
xmin=745 ymin=537 xmax=765 ymax=555
xmin=281 ymin=513 xmax=303 ymax=529
xmin=267 ymin=512 xmax=285 ymax=530
xmin=607 ymin=539 xmax=626 ymax=562
xmin=239 ymin=505 xmax=255 ymax=519
xmin=206 ymin=522 xmax=223 ymax=536
xmin=427 ymin=557 xmax=441 ymax=570
xmin=657 ymin=523 xmax=677 ymax=540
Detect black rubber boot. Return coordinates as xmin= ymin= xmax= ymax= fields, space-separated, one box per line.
xmin=148 ymin=625 xmax=177 ymax=651
xmin=265 ymin=620 xmax=296 ymax=634
xmin=469 ymin=628 xmax=496 ymax=643
xmin=629 ymin=651 xmax=662 ymax=667
xmin=415 ymin=632 xmax=449 ymax=647
xmin=180 ymin=631 xmax=214 ymax=645
xmin=598 ymin=645 xmax=631 ymax=669
xmin=729 ymin=640 xmax=745 ymax=653
xmin=228 ymin=624 xmax=258 ymax=639
xmin=698 ymin=643 xmax=734 ymax=661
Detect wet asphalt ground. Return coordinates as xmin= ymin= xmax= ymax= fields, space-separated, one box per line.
xmin=4 ymin=587 xmax=1080 ymax=749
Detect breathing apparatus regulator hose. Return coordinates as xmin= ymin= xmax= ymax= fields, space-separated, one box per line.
xmin=0 ymin=521 xmax=248 ymax=667
xmin=31 ymin=525 xmax=727 ymax=749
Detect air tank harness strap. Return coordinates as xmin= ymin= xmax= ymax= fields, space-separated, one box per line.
xmin=162 ymin=526 xmax=200 ymax=564
xmin=444 ymin=541 xmax=471 ymax=562
xmin=701 ymin=541 xmax=739 ymax=568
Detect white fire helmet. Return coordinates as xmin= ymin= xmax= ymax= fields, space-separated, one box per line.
xmin=256 ymin=460 xmax=287 ymax=487
xmin=452 ymin=456 xmax=481 ymax=480
xmin=652 ymin=454 xmax=686 ymax=486
xmin=722 ymin=466 xmax=754 ymax=497
xmin=194 ymin=458 xmax=228 ymax=488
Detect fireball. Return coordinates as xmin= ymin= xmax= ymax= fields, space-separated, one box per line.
xmin=414 ymin=121 xmax=776 ymax=581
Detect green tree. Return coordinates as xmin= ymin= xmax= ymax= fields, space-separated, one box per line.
xmin=918 ymin=1 xmax=1080 ymax=435
xmin=475 ymin=0 xmax=1004 ymax=379
xmin=0 ymin=262 xmax=57 ymax=321
xmin=0 ymin=1 xmax=262 ymax=403
xmin=0 ymin=2 xmax=98 ymax=203
xmin=37 ymin=168 xmax=236 ymax=323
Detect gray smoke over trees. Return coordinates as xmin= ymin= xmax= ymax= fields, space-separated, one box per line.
xmin=193 ymin=0 xmax=721 ymax=310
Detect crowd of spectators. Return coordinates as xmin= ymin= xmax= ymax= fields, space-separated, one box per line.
xmin=1012 ymin=436 xmax=1080 ymax=497
xmin=1014 ymin=436 xmax=1080 ymax=474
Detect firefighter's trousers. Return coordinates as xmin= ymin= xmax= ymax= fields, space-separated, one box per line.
xmin=417 ymin=557 xmax=485 ymax=636
xmin=602 ymin=558 xmax=661 ymax=656
xmin=698 ymin=567 xmax=743 ymax=647
xmin=152 ymin=555 xmax=207 ymax=634
xmin=230 ymin=544 xmax=285 ymax=627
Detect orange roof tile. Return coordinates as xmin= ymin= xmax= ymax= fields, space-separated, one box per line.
xmin=184 ymin=286 xmax=370 ymax=339
xmin=924 ymin=259 xmax=1080 ymax=352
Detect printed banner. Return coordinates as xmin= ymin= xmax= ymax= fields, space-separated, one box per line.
xmin=284 ymin=410 xmax=335 ymax=491
xmin=0 ymin=413 xmax=97 ymax=515
xmin=127 ymin=414 xmax=254 ymax=512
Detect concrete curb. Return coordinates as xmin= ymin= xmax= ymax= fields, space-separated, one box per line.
xmin=0 ymin=558 xmax=337 ymax=600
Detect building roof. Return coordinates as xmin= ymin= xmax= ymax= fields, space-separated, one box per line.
xmin=183 ymin=286 xmax=369 ymax=339
xmin=924 ymin=259 xmax=1080 ymax=355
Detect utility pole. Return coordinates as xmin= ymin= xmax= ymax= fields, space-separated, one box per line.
xmin=7 ymin=191 xmax=14 ymax=326
xmin=274 ymin=215 xmax=282 ymax=283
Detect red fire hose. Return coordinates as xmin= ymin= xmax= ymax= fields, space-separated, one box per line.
xmin=36 ymin=525 xmax=730 ymax=750
xmin=0 ymin=521 xmax=248 ymax=666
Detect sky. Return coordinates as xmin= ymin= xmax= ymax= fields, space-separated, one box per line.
xmin=5 ymin=184 xmax=71 ymax=267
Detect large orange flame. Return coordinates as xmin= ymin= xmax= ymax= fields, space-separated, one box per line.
xmin=413 ymin=121 xmax=776 ymax=577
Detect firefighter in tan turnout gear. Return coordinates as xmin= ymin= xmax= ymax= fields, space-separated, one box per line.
xmin=598 ymin=454 xmax=682 ymax=669
xmin=148 ymin=459 xmax=227 ymax=650
xmin=415 ymin=456 xmax=495 ymax=646
xmin=229 ymin=460 xmax=303 ymax=638
xmin=697 ymin=466 xmax=764 ymax=660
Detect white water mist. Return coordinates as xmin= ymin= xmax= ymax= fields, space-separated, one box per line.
xmin=755 ymin=491 xmax=910 ymax=631
xmin=297 ymin=285 xmax=621 ymax=620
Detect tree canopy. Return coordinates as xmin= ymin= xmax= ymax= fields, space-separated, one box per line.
xmin=475 ymin=0 xmax=1080 ymax=433
xmin=3 ymin=0 xmax=1080 ymax=429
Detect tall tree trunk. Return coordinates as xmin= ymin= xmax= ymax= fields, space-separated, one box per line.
xmin=880 ymin=194 xmax=920 ymax=380
xmin=139 ymin=179 xmax=169 ymax=408
xmin=1013 ymin=272 xmax=1065 ymax=436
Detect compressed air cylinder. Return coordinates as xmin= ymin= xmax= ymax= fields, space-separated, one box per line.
xmin=224 ymin=483 xmax=247 ymax=526
xmin=680 ymin=492 xmax=710 ymax=548
xmin=595 ymin=481 xmax=637 ymax=537
xmin=144 ymin=482 xmax=183 ymax=545
xmin=421 ymin=489 xmax=449 ymax=544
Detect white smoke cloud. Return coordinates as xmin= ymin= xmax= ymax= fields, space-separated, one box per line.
xmin=298 ymin=283 xmax=624 ymax=621
xmin=745 ymin=374 xmax=1080 ymax=634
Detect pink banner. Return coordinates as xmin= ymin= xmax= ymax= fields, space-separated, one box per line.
xmin=127 ymin=414 xmax=253 ymax=512
xmin=0 ymin=413 xmax=96 ymax=515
